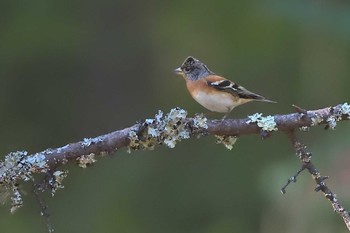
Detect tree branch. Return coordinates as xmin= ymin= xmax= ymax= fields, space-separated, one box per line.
xmin=1 ymin=102 xmax=350 ymax=231
xmin=284 ymin=130 xmax=350 ymax=231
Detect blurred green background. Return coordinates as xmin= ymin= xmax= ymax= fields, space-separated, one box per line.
xmin=1 ymin=0 xmax=350 ymax=232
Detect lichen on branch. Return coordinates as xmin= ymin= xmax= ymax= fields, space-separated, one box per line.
xmin=0 ymin=102 xmax=350 ymax=232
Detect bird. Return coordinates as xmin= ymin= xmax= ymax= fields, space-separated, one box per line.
xmin=174 ymin=56 xmax=275 ymax=118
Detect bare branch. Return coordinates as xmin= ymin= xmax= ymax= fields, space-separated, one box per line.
xmin=285 ymin=130 xmax=350 ymax=231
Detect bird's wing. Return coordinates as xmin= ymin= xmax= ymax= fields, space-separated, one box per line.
xmin=206 ymin=75 xmax=275 ymax=102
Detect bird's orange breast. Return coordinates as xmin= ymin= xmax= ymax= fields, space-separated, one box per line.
xmin=185 ymin=78 xmax=241 ymax=113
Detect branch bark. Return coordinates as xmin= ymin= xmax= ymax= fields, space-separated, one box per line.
xmin=32 ymin=103 xmax=350 ymax=168
xmin=1 ymin=102 xmax=350 ymax=231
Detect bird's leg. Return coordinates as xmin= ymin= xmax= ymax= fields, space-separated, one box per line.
xmin=220 ymin=107 xmax=233 ymax=124
xmin=220 ymin=113 xmax=228 ymax=124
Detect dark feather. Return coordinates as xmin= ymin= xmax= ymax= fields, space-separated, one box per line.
xmin=207 ymin=80 xmax=275 ymax=103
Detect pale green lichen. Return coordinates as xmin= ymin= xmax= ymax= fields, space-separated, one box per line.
xmin=155 ymin=110 xmax=163 ymax=122
xmin=215 ymin=135 xmax=238 ymax=150
xmin=326 ymin=115 xmax=337 ymax=130
xmin=323 ymin=103 xmax=350 ymax=129
xmin=49 ymin=170 xmax=68 ymax=196
xmin=156 ymin=108 xmax=190 ymax=148
xmin=299 ymin=126 xmax=310 ymax=132
xmin=193 ymin=113 xmax=208 ymax=129
xmin=340 ymin=102 xmax=350 ymax=117
xmin=80 ymin=137 xmax=104 ymax=148
xmin=147 ymin=127 xmax=159 ymax=137
xmin=0 ymin=150 xmax=50 ymax=212
xmin=10 ymin=185 xmax=23 ymax=213
xmin=0 ymin=151 xmax=28 ymax=182
xmin=127 ymin=129 xmax=158 ymax=152
xmin=25 ymin=153 xmax=49 ymax=174
xmin=246 ymin=113 xmax=263 ymax=123
xmin=310 ymin=113 xmax=324 ymax=126
xmin=128 ymin=108 xmax=202 ymax=152
xmin=56 ymin=144 xmax=69 ymax=153
xmin=77 ymin=153 xmax=97 ymax=168
xmin=0 ymin=151 xmax=49 ymax=184
xmin=246 ymin=113 xmax=278 ymax=132
xmin=257 ymin=116 xmax=277 ymax=131
xmin=128 ymin=130 xmax=141 ymax=152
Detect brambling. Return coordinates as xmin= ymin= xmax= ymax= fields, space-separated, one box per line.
xmin=174 ymin=56 xmax=275 ymax=117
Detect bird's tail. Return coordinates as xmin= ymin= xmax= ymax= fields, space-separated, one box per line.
xmin=234 ymin=85 xmax=276 ymax=104
xmin=242 ymin=90 xmax=277 ymax=104
xmin=255 ymin=97 xmax=277 ymax=103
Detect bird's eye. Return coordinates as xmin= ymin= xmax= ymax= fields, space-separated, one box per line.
xmin=183 ymin=67 xmax=191 ymax=73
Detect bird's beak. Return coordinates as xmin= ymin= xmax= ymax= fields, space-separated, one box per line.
xmin=174 ymin=67 xmax=183 ymax=75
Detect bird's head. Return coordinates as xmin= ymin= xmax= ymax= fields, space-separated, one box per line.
xmin=174 ymin=56 xmax=213 ymax=80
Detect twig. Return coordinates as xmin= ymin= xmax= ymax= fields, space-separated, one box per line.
xmin=285 ymin=130 xmax=350 ymax=231
xmin=33 ymin=180 xmax=53 ymax=233
xmin=280 ymin=165 xmax=306 ymax=194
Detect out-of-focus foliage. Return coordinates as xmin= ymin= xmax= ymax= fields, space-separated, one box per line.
xmin=1 ymin=0 xmax=350 ymax=232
